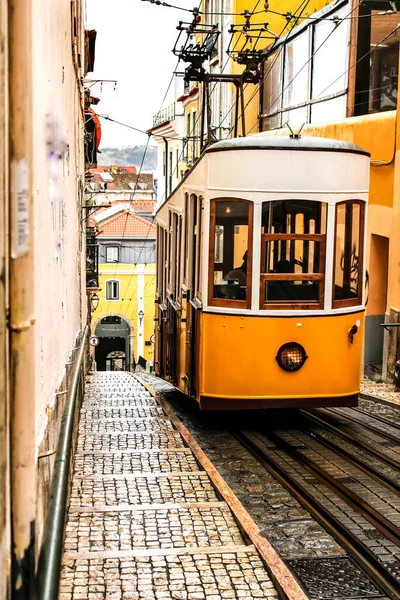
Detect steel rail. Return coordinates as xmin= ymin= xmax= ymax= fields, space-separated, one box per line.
xmin=301 ymin=409 xmax=400 ymax=472
xmin=327 ymin=407 xmax=400 ymax=444
xmin=37 ymin=326 xmax=89 ymax=600
xmin=349 ymin=406 xmax=400 ymax=432
xmin=305 ymin=427 xmax=400 ymax=494
xmin=233 ymin=430 xmax=400 ymax=600
xmin=266 ymin=430 xmax=400 ymax=547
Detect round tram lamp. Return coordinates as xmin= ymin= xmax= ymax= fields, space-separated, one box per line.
xmin=90 ymin=293 xmax=99 ymax=312
xmin=276 ymin=342 xmax=308 ymax=372
xmin=138 ymin=310 xmax=144 ymax=326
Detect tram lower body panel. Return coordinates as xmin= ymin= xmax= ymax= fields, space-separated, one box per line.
xmin=195 ymin=311 xmax=364 ymax=410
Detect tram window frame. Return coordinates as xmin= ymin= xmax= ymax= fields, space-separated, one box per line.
xmin=167 ymin=212 xmax=172 ymax=295
xmin=163 ymin=226 xmax=168 ymax=302
xmin=183 ymin=193 xmax=189 ymax=285
xmin=156 ymin=225 xmax=165 ymax=302
xmin=187 ymin=194 xmax=198 ymax=299
xmin=208 ymin=198 xmax=253 ymax=310
xmin=332 ymin=200 xmax=365 ymax=309
xmin=176 ymin=215 xmax=183 ymax=302
xmin=260 ymin=200 xmax=327 ymax=310
xmin=196 ymin=196 xmax=203 ymax=300
xmin=169 ymin=211 xmax=180 ymax=302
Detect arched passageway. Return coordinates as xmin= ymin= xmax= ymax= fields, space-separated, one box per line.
xmin=94 ymin=316 xmax=133 ymax=371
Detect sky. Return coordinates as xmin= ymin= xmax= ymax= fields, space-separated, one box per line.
xmin=86 ymin=0 xmax=194 ymax=148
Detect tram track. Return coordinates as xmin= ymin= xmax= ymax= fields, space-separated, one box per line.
xmin=233 ymin=428 xmax=400 ymax=600
xmin=327 ymin=407 xmax=400 ymax=445
xmin=140 ymin=374 xmax=400 ymax=599
xmin=300 ymin=409 xmax=400 ymax=473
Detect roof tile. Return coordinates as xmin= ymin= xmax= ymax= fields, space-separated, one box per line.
xmin=97 ymin=210 xmax=156 ymax=238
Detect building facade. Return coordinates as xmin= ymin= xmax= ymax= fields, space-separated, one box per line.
xmin=91 ymin=209 xmax=157 ymax=370
xmin=0 ymin=0 xmax=91 ymax=594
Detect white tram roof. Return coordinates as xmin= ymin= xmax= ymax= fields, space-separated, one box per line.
xmin=204 ymin=135 xmax=370 ymax=157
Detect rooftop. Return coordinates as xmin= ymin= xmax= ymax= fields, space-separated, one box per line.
xmin=97 ymin=210 xmax=156 ymax=238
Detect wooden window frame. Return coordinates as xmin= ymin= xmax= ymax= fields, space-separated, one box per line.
xmin=208 ymin=198 xmax=253 ymax=310
xmin=196 ymin=196 xmax=203 ymax=300
xmin=183 ymin=193 xmax=189 ymax=284
xmin=105 ymin=245 xmax=119 ymax=263
xmin=332 ymin=200 xmax=365 ymax=309
xmin=260 ymin=233 xmax=326 ymax=310
xmin=176 ymin=215 xmax=183 ymax=302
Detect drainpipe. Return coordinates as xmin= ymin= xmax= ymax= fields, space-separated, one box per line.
xmin=163 ymin=137 xmax=168 ymax=201
xmin=9 ymin=0 xmax=36 ymax=597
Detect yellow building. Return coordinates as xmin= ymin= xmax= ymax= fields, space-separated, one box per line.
xmin=258 ymin=0 xmax=400 ymax=379
xmin=91 ymin=209 xmax=156 ymax=370
xmin=214 ymin=0 xmax=328 ymax=136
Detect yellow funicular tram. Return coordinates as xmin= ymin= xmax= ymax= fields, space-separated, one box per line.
xmin=155 ymin=135 xmax=370 ymax=409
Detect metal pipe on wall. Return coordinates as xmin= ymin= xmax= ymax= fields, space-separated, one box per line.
xmin=8 ymin=0 xmax=36 ymax=597
xmin=37 ymin=326 xmax=89 ymax=600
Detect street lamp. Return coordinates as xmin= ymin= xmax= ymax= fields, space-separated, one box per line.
xmin=138 ymin=309 xmax=144 ymax=326
xmin=90 ymin=293 xmax=99 ymax=312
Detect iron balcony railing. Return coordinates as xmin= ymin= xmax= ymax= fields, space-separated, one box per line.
xmin=86 ymin=227 xmax=99 ymax=288
xmin=153 ymin=103 xmax=176 ymax=126
xmin=182 ymin=136 xmax=200 ymax=162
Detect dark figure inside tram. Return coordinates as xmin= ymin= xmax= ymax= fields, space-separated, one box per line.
xmin=224 ymin=251 xmax=247 ymax=285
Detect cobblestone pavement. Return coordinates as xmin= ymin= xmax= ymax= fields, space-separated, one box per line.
xmin=360 ymin=380 xmax=400 ymax=406
xmin=59 ymin=372 xmax=280 ymax=600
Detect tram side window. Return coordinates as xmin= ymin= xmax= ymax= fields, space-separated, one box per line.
xmin=157 ymin=226 xmax=166 ymax=303
xmin=333 ymin=201 xmax=364 ymax=307
xmin=260 ymin=200 xmax=327 ymax=308
xmin=209 ymin=199 xmax=253 ymax=308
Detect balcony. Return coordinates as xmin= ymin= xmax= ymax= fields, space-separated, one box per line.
xmin=86 ymin=228 xmax=99 ymax=289
xmin=153 ymin=103 xmax=176 ymax=126
xmin=182 ymin=136 xmax=199 ymax=163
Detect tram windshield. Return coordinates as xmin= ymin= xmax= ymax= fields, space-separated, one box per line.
xmin=209 ymin=199 xmax=253 ymax=308
xmin=260 ymin=200 xmax=327 ymax=308
xmin=333 ymin=201 xmax=364 ymax=308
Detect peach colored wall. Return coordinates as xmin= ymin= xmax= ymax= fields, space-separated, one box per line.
xmin=32 ymin=0 xmax=86 ymax=448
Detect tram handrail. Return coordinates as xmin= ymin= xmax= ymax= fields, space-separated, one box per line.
xmin=37 ymin=325 xmax=90 ymax=600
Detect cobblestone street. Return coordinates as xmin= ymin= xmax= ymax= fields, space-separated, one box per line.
xmin=59 ymin=372 xmax=281 ymax=599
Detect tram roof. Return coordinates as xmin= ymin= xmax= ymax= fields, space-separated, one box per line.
xmin=205 ymin=135 xmax=370 ymax=157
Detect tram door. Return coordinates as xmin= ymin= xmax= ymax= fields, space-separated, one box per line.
xmin=166 ymin=298 xmax=177 ymax=385
xmin=186 ymin=194 xmax=200 ymax=398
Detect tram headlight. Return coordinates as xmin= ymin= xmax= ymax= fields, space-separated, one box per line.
xmin=276 ymin=342 xmax=308 ymax=372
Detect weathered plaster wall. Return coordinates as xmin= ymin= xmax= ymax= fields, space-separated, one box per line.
xmin=32 ymin=0 xmax=86 ymax=450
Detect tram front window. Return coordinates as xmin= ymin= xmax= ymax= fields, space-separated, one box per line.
xmin=209 ymin=199 xmax=253 ymax=308
xmin=260 ymin=200 xmax=327 ymax=308
xmin=333 ymin=201 xmax=364 ymax=308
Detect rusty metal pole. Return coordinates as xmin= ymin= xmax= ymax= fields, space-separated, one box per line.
xmin=8 ymin=0 xmax=36 ymax=597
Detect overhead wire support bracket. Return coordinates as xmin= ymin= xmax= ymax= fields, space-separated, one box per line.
xmin=227 ymin=10 xmax=279 ymax=84
xmin=173 ymin=9 xmax=220 ymax=82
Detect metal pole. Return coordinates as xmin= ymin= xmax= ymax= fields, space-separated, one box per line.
xmin=37 ymin=326 xmax=89 ymax=600
xmin=9 ymin=0 xmax=36 ymax=597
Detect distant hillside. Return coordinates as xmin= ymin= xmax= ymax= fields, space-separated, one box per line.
xmin=98 ymin=146 xmax=158 ymax=171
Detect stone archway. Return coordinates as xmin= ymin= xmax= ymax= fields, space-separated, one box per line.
xmin=93 ymin=314 xmax=135 ymax=371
